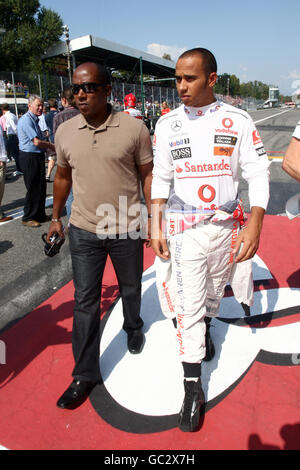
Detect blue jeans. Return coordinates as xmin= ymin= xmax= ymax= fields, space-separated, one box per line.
xmin=66 ymin=187 xmax=73 ymax=219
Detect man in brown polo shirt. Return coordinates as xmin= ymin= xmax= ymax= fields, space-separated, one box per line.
xmin=47 ymin=62 xmax=153 ymax=409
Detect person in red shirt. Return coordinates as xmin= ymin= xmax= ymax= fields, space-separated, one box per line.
xmin=161 ymin=101 xmax=171 ymax=116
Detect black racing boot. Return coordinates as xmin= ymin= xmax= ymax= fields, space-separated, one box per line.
xmin=241 ymin=302 xmax=251 ymax=316
xmin=203 ymin=317 xmax=215 ymax=362
xmin=178 ymin=378 xmax=205 ymax=432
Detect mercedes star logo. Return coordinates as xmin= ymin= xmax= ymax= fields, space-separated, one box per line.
xmin=171 ymin=120 xmax=182 ymax=131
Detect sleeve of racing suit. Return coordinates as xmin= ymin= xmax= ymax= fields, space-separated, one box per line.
xmin=292 ymin=120 xmax=300 ymax=139
xmin=238 ymin=117 xmax=270 ymax=210
xmin=151 ymin=120 xmax=174 ymax=200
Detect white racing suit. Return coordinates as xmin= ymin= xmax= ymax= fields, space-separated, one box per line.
xmin=155 ymin=195 xmax=253 ymax=363
xmin=152 ymin=100 xmax=270 ymax=365
xmin=123 ymin=107 xmax=143 ymax=119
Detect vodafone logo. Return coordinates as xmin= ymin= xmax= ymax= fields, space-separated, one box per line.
xmin=198 ymin=184 xmax=216 ymax=203
xmin=222 ymin=118 xmax=233 ymax=129
xmin=252 ymin=129 xmax=262 ymax=146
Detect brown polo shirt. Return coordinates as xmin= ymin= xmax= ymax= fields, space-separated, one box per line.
xmin=55 ymin=108 xmax=153 ymax=235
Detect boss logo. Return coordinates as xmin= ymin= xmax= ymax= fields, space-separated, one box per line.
xmin=171 ymin=147 xmax=192 ymax=160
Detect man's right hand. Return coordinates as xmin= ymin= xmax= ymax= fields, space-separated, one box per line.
xmin=150 ymin=198 xmax=169 ymax=259
xmin=46 ymin=220 xmax=64 ymax=242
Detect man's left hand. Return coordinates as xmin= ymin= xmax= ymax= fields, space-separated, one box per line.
xmin=232 ymin=206 xmax=265 ymax=263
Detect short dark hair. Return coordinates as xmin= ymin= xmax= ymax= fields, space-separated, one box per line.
xmin=74 ymin=62 xmax=111 ymax=85
xmin=178 ymin=48 xmax=217 ymax=77
xmin=62 ymin=87 xmax=76 ymax=107
xmin=1 ymin=103 xmax=10 ymax=111
xmin=48 ymin=98 xmax=57 ymax=108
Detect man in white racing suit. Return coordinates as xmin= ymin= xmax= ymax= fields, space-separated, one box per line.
xmin=151 ymin=48 xmax=270 ymax=432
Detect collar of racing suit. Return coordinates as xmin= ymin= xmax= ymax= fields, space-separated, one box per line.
xmin=183 ymin=100 xmax=221 ymax=120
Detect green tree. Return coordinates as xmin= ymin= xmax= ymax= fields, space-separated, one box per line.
xmin=215 ymin=73 xmax=241 ymax=96
xmin=215 ymin=73 xmax=230 ymax=94
xmin=229 ymin=74 xmax=240 ymax=96
xmin=0 ymin=0 xmax=63 ymax=72
xmin=240 ymin=80 xmax=269 ymax=100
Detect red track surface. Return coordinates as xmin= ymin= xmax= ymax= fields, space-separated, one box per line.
xmin=0 ymin=215 xmax=299 ymax=450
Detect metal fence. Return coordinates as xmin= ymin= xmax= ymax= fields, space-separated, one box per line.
xmin=0 ymin=70 xmax=70 ymax=99
xmin=0 ymin=70 xmax=180 ymax=117
xmin=0 ymin=70 xmax=264 ymax=118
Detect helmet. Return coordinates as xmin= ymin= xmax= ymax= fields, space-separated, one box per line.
xmin=124 ymin=93 xmax=136 ymax=108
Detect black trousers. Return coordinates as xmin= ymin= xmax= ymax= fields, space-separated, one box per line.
xmin=19 ymin=151 xmax=46 ymax=222
xmin=7 ymin=134 xmax=21 ymax=172
xmin=69 ymin=224 xmax=144 ymax=382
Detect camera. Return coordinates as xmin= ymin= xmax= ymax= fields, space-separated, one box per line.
xmin=42 ymin=231 xmax=65 ymax=257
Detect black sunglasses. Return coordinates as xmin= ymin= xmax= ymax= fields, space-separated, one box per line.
xmin=71 ymin=82 xmax=106 ymax=95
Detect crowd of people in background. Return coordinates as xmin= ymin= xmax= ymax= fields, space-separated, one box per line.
xmin=0 ymin=90 xmax=80 ymax=225
xmin=0 ymin=86 xmax=172 ymax=228
xmin=0 ymin=79 xmax=29 ymax=96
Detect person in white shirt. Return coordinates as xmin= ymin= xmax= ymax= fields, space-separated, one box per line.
xmin=283 ymin=120 xmax=300 ymax=182
xmin=0 ymin=125 xmax=12 ymax=222
xmin=123 ymin=93 xmax=143 ymax=119
xmin=151 ymin=48 xmax=270 ymax=432
xmin=1 ymin=104 xmax=21 ymax=176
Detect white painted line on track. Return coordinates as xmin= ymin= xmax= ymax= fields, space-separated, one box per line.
xmin=254 ymin=109 xmax=290 ymax=124
xmin=0 ymin=196 xmax=53 ymax=225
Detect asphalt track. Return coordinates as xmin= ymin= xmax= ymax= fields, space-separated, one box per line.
xmin=0 ymin=107 xmax=299 ymax=451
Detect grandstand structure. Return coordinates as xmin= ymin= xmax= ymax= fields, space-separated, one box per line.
xmin=42 ymin=34 xmax=178 ymax=115
xmin=43 ymin=35 xmax=176 ymax=78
